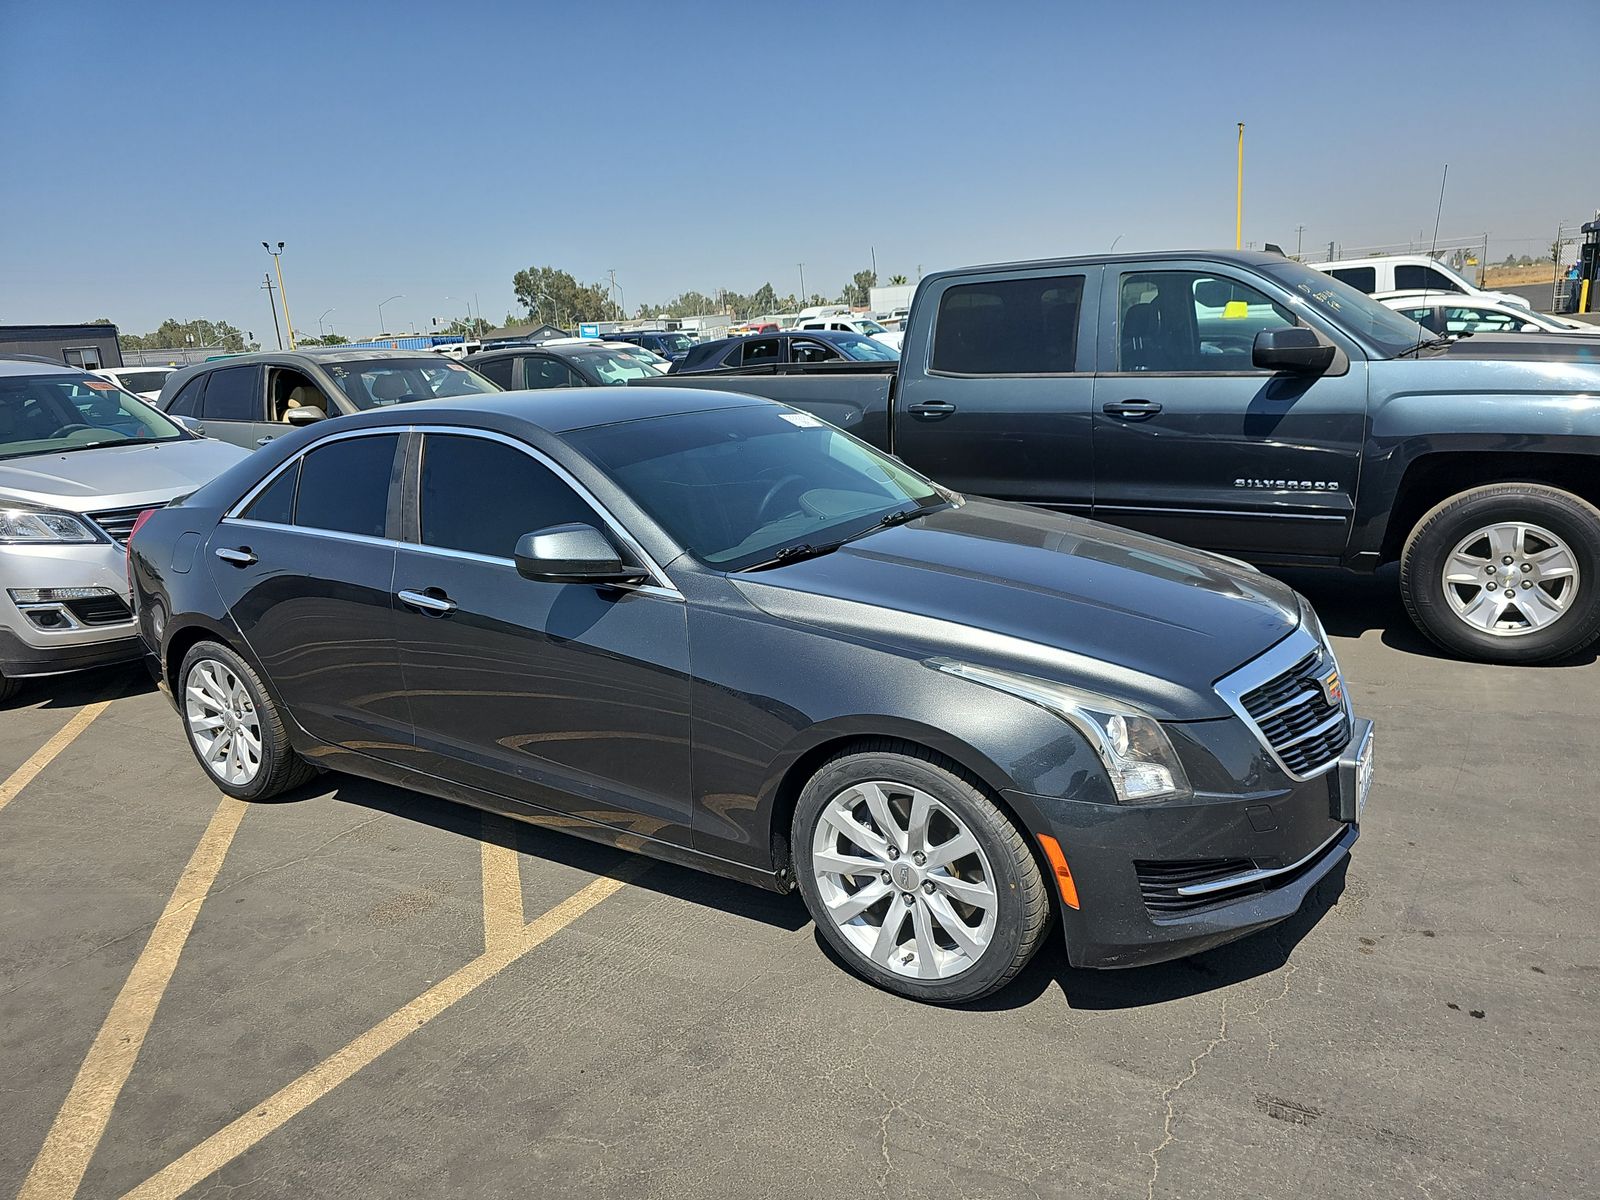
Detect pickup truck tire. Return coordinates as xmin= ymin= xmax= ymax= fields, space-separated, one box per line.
xmin=0 ymin=672 xmax=20 ymax=706
xmin=792 ymin=743 xmax=1049 ymax=1004
xmin=1400 ymin=483 xmax=1600 ymax=664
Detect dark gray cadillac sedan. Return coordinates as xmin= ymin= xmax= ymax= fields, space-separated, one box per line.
xmin=128 ymin=388 xmax=1373 ymax=1003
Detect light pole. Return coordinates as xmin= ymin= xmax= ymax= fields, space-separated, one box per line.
xmin=378 ymin=294 xmax=404 ymax=336
xmin=316 ymin=308 xmax=334 ymax=339
xmin=798 ymin=262 xmax=806 ymax=305
xmin=260 ymin=273 xmax=283 ymax=350
xmin=262 ymin=242 xmax=296 ymax=349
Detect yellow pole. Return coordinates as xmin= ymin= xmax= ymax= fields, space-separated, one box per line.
xmin=1582 ymin=278 xmax=1592 ymax=314
xmin=1235 ymin=122 xmax=1248 ymax=251
xmin=272 ymin=252 xmax=297 ymax=349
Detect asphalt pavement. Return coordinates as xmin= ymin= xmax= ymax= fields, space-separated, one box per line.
xmin=2 ymin=568 xmax=1596 ymax=1199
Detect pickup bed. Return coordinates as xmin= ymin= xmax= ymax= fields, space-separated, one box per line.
xmin=638 ymin=250 xmax=1600 ymax=664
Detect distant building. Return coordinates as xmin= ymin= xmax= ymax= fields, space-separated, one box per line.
xmin=480 ymin=320 xmax=571 ymax=346
xmin=0 ymin=323 xmax=123 ymax=369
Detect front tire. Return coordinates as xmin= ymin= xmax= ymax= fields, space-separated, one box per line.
xmin=0 ymin=671 xmax=20 ymax=706
xmin=178 ymin=640 xmax=315 ymax=800
xmin=792 ymin=744 xmax=1049 ymax=1004
xmin=1401 ymin=483 xmax=1600 ymax=664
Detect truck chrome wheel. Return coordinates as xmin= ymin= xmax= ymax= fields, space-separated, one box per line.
xmin=810 ymin=780 xmax=998 ymax=980
xmin=1442 ymin=521 xmax=1579 ymax=637
xmin=184 ymin=658 xmax=262 ymax=785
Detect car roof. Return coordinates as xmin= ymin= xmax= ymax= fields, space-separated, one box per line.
xmin=0 ymin=355 xmax=81 ymax=376
xmin=1308 ymin=254 xmax=1459 ymax=270
xmin=319 ymin=386 xmax=767 ymax=437
xmin=1374 ymin=290 xmax=1498 ymax=305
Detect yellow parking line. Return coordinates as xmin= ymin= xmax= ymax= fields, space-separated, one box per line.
xmin=0 ymin=699 xmax=115 ymax=814
xmin=479 ymin=812 xmax=525 ymax=953
xmin=19 ymin=797 xmax=247 ymax=1200
xmin=123 ymin=865 xmax=637 ymax=1200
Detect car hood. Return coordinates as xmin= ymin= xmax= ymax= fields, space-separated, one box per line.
xmin=730 ymin=499 xmax=1302 ymax=720
xmin=0 ymin=437 xmax=250 ymax=512
xmin=1439 ymin=332 xmax=1600 ymax=364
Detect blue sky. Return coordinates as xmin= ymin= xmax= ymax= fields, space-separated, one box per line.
xmin=2 ymin=0 xmax=1596 ymax=339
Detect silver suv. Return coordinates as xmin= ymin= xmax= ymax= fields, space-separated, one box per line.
xmin=0 ymin=358 xmax=248 ymax=702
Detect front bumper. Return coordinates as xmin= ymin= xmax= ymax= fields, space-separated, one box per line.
xmin=0 ymin=542 xmax=139 ymax=678
xmin=1011 ymin=716 xmax=1371 ymax=969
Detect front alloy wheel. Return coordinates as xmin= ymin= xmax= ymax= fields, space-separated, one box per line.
xmin=793 ymin=746 xmax=1049 ymax=1003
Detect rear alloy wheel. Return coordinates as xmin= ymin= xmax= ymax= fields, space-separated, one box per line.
xmin=178 ymin=640 xmax=315 ymax=800
xmin=1402 ymin=483 xmax=1600 ymax=664
xmin=793 ymin=746 xmax=1049 ymax=1004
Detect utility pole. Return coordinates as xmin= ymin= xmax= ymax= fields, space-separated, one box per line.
xmin=1234 ymin=122 xmax=1244 ymax=251
xmin=798 ymin=263 xmax=806 ymax=306
xmin=1294 ymin=225 xmax=1306 ymax=259
xmin=262 ymin=242 xmax=296 ymax=349
xmin=261 ymin=273 xmax=283 ymax=350
xmin=1481 ymin=232 xmax=1489 ymax=287
xmin=870 ymin=246 xmax=877 ymax=280
xmin=1327 ymin=241 xmax=1335 ymax=262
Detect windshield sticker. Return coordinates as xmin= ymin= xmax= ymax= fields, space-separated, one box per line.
xmin=780 ymin=412 xmax=825 ymax=428
xmin=83 ymin=380 xmax=117 ymax=390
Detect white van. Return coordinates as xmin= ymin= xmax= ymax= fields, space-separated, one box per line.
xmin=1308 ymin=254 xmax=1532 ymax=310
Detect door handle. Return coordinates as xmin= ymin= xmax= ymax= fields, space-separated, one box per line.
xmin=906 ymin=401 xmax=957 ymax=419
xmin=215 ymin=547 xmax=257 ymax=566
xmin=1101 ymin=399 xmax=1163 ymax=420
xmin=255 ymin=435 xmax=276 ymax=446
xmin=398 ymin=589 xmax=458 ymax=616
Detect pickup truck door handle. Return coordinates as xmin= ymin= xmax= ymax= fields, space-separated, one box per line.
xmin=398 ymin=588 xmax=458 ymax=617
xmin=1101 ymin=399 xmax=1163 ymax=420
xmin=214 ymin=547 xmax=257 ymax=566
xmin=906 ymin=401 xmax=957 ymax=419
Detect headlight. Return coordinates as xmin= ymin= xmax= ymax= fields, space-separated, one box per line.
xmin=928 ymin=658 xmax=1192 ymax=805
xmin=0 ymin=506 xmax=101 ymax=545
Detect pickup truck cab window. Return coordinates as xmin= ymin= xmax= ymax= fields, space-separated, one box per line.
xmin=1394 ymin=264 xmax=1460 ymax=292
xmin=1117 ymin=272 xmax=1294 ymax=373
xmin=1326 ymin=266 xmax=1377 ymax=292
xmin=931 ymin=275 xmax=1085 ymax=375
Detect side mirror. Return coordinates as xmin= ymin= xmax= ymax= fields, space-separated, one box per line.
xmin=1521 ymin=322 xmax=1542 ymax=334
xmin=174 ymin=415 xmax=204 ymax=433
xmin=514 ymin=523 xmax=648 ymax=585
xmin=285 ymin=405 xmax=327 ymax=426
xmin=1252 ymin=327 xmax=1336 ymax=374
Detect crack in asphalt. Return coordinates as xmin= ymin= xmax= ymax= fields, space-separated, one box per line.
xmin=1144 ymin=997 xmax=1230 ymax=1200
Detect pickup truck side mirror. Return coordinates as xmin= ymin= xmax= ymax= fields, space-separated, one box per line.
xmin=1253 ymin=328 xmax=1336 ymax=374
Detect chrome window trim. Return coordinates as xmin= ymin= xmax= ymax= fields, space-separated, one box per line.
xmin=1214 ymin=624 xmax=1350 ymax=781
xmin=220 ymin=423 xmax=682 ymax=600
xmin=1174 ymin=825 xmax=1348 ymax=897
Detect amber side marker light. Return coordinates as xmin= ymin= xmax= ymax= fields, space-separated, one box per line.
xmin=1036 ymin=834 xmax=1080 ymax=910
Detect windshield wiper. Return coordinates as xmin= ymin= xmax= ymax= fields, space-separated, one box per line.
xmin=742 ymin=542 xmax=841 ymax=571
xmin=741 ymin=501 xmax=951 ymax=572
xmin=1397 ymin=336 xmax=1454 ymax=358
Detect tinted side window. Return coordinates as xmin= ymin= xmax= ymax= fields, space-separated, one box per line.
xmin=167 ymin=375 xmax=206 ymax=417
xmin=931 ymin=275 xmax=1085 ymax=374
xmin=293 ymin=435 xmax=399 ymax=539
xmin=521 ymin=357 xmax=580 ymax=389
xmin=1395 ymin=264 xmax=1460 ymax=292
xmin=1326 ymin=266 xmax=1377 ymax=293
xmin=242 ymin=460 xmax=300 ymax=525
xmin=200 ymin=367 xmax=262 ymax=421
xmin=790 ymin=339 xmax=842 ymax=364
xmin=1118 ymin=271 xmax=1294 ymax=373
xmin=473 ymin=356 xmax=516 ymax=388
xmin=418 ymin=434 xmax=597 ymax=560
xmin=742 ymin=338 xmax=781 ymax=366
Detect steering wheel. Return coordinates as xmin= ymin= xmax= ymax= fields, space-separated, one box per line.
xmin=51 ymin=424 xmax=92 ymax=438
xmin=757 ymin=474 xmax=809 ymax=523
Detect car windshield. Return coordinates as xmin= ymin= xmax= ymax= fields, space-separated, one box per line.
xmin=0 ymin=372 xmax=187 ymax=459
xmin=567 ymin=404 xmax=946 ymax=570
xmin=833 ymin=334 xmax=900 ymax=361
xmin=1257 ymin=260 xmax=1434 ymax=357
xmin=661 ymin=333 xmax=694 ymax=353
xmin=569 ymin=348 xmax=668 ymax=384
xmin=324 ymin=357 xmax=500 ymax=409
xmin=113 ymin=369 xmax=172 ymax=393
xmin=854 ymin=319 xmax=889 ymax=334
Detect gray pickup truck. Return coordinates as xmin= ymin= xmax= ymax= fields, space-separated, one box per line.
xmin=639 ymin=250 xmax=1600 ymax=664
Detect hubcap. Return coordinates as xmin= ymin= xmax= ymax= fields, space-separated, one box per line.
xmin=1442 ymin=521 xmax=1579 ymax=637
xmin=810 ymin=780 xmax=998 ymax=980
xmin=184 ymin=659 xmax=262 ymax=786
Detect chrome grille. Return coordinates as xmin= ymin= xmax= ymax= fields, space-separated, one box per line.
xmin=1217 ymin=628 xmax=1352 ymax=779
xmin=86 ymin=505 xmax=154 ymax=545
xmin=1135 ymin=857 xmax=1258 ymax=917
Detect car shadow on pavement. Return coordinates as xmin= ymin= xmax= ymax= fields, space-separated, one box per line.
xmin=326 ymin=774 xmax=812 ymax=934
xmin=1269 ymin=565 xmax=1599 ymax=666
xmin=1 ymin=662 xmax=155 ymax=712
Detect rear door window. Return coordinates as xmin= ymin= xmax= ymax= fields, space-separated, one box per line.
xmin=932 ymin=275 xmax=1086 ymax=374
xmin=473 ymin=356 xmax=516 ymax=388
xmin=166 ymin=375 xmax=207 ymax=417
xmin=1326 ymin=266 xmax=1377 ymax=293
xmin=520 ymin=356 xmax=582 ymax=388
xmin=199 ymin=366 xmax=263 ymax=422
xmin=292 ymin=434 xmax=400 ymax=539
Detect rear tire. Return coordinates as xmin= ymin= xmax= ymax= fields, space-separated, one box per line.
xmin=1400 ymin=483 xmax=1600 ymax=664
xmin=0 ymin=672 xmax=20 ymax=706
xmin=792 ymin=743 xmax=1049 ymax=1004
xmin=178 ymin=640 xmax=315 ymax=800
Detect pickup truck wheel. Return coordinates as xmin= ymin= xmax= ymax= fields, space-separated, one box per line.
xmin=792 ymin=744 xmax=1049 ymax=1004
xmin=1401 ymin=483 xmax=1600 ymax=664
